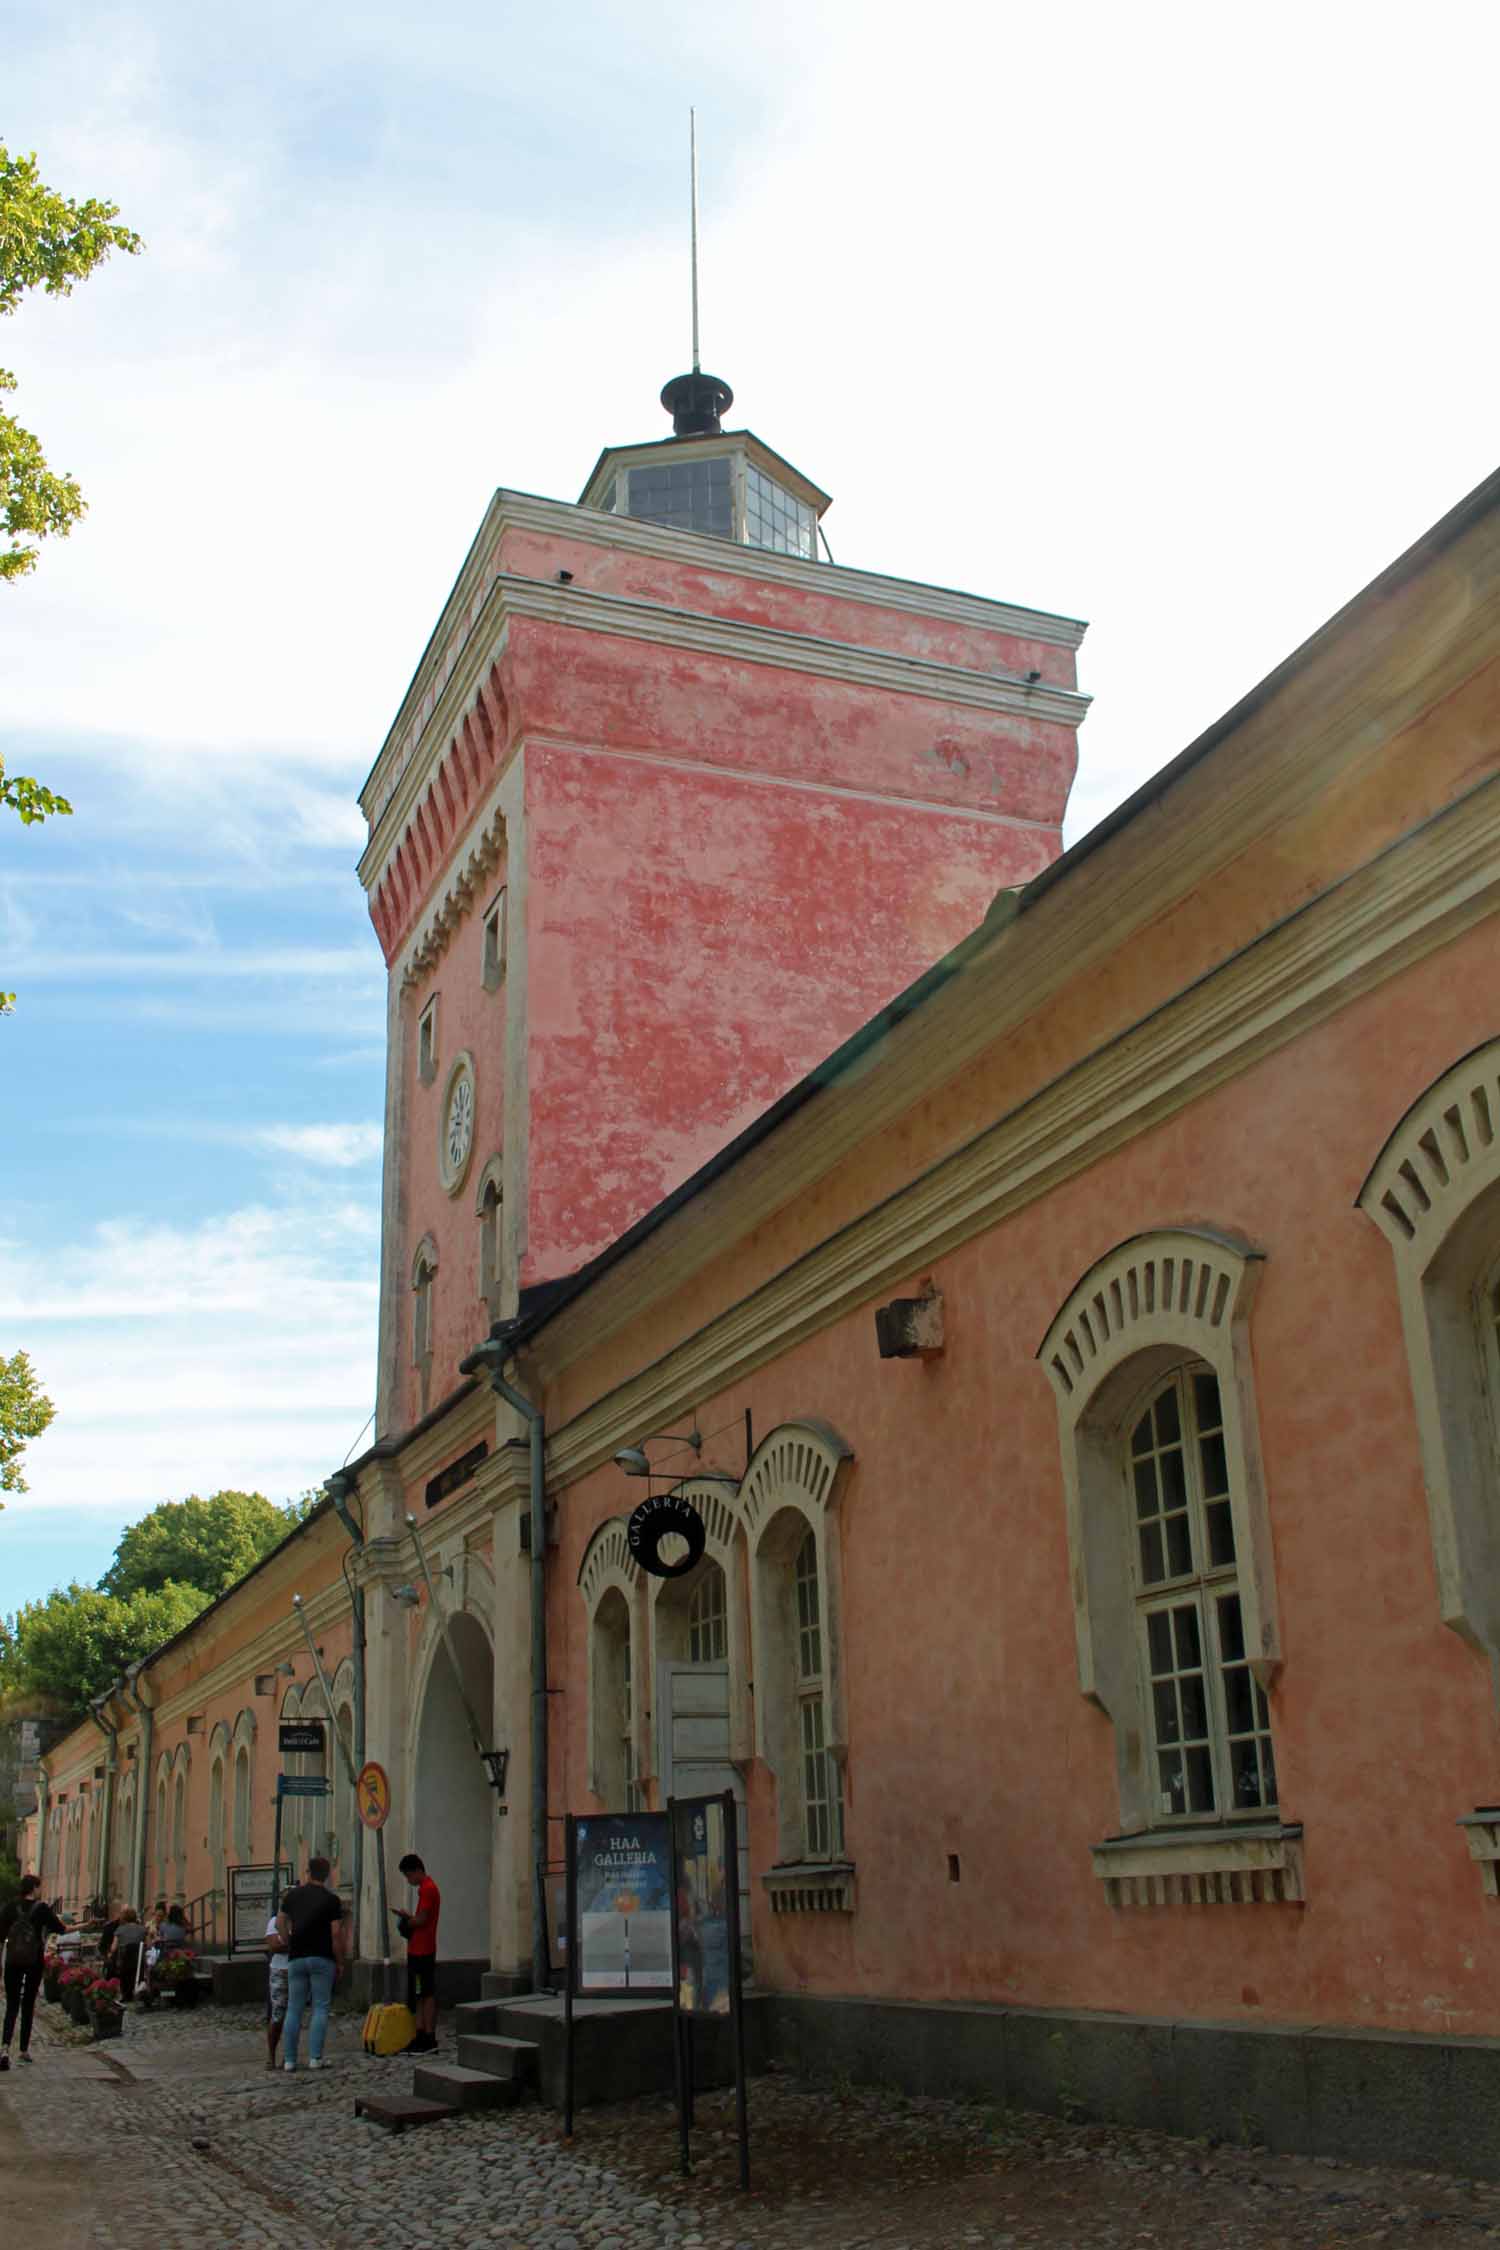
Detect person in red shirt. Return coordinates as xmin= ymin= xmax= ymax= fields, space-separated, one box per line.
xmin=396 ymin=1853 xmax=442 ymax=2052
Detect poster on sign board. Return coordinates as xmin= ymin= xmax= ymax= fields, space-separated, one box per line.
xmin=670 ymin=1794 xmax=733 ymax=2016
xmin=572 ymin=1812 xmax=671 ymax=1991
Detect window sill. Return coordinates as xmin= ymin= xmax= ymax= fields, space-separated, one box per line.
xmin=762 ymin=1861 xmax=857 ymax=1915
xmin=1091 ymin=1821 xmax=1304 ymax=1907
xmin=1457 ymin=1809 xmax=1500 ymax=1895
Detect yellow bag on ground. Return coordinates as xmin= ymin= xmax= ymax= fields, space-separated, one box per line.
xmin=361 ymin=2002 xmax=417 ymax=2056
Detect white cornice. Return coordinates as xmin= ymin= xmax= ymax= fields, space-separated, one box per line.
xmin=360 ymin=487 xmax=1089 ymax=837
xmin=359 ymin=569 xmax=1088 ymax=900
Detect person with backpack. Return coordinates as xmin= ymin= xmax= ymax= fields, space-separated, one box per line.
xmin=0 ymin=1875 xmax=68 ymax=2069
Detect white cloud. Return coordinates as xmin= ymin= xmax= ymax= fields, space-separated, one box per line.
xmin=254 ymin=1122 xmax=382 ymax=1168
xmin=0 ymin=1197 xmax=378 ymax=1517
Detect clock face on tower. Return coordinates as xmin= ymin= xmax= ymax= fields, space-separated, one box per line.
xmin=438 ymin=1052 xmax=477 ymax=1195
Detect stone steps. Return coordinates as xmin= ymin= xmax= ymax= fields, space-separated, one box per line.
xmin=455 ymin=2033 xmax=540 ymax=2085
xmin=411 ymin=2062 xmax=521 ymax=2112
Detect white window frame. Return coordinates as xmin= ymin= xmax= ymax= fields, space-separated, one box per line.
xmin=577 ymin=1520 xmax=647 ymax=1810
xmin=417 ymin=994 xmax=439 ymax=1085
xmin=1360 ymin=1039 xmax=1500 ymax=1672
xmin=742 ymin=1421 xmax=854 ymax=1873
xmin=1038 ymin=1229 xmax=1288 ymax=1869
xmin=482 ymin=887 xmax=507 ymax=992
xmin=1126 ymin=1364 xmax=1278 ymax=1827
xmin=473 ymin=1156 xmax=505 ymax=1325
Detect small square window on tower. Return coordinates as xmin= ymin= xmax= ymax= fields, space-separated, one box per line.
xmin=417 ymin=995 xmax=438 ymax=1085
xmin=482 ymin=889 xmax=507 ymax=992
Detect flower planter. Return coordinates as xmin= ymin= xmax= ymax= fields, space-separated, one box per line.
xmin=42 ymin=1977 xmax=61 ymax=2006
xmin=63 ymin=1987 xmax=87 ymax=2024
xmin=169 ymin=1983 xmax=199 ymax=2009
xmin=90 ymin=2014 xmax=124 ymax=2041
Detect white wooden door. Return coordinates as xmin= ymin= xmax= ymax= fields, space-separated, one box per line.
xmin=657 ymin=1660 xmax=752 ymax=1966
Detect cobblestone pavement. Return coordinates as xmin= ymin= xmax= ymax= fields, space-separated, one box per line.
xmin=6 ymin=1995 xmax=1500 ymax=2248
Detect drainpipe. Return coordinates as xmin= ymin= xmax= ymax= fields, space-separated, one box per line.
xmin=122 ymin=1663 xmax=154 ymax=1911
xmin=324 ymin=1471 xmax=385 ymax=1962
xmin=460 ymin=1328 xmax=549 ymax=1994
xmin=90 ymin=1693 xmax=119 ymax=1910
xmin=33 ymin=1765 xmax=49 ymax=1891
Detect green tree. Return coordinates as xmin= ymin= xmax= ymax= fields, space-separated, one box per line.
xmin=100 ymin=1490 xmax=296 ymax=1603
xmin=0 ymin=1349 xmax=56 ymax=1504
xmin=0 ymin=1582 xmax=205 ymax=1716
xmin=1 ymin=144 xmax=140 ymax=583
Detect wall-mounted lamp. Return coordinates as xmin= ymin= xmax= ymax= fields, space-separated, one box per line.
xmin=612 ymin=1427 xmax=703 ymax=1477
xmin=481 ymin=1747 xmax=510 ymax=1803
xmin=391 ymin=1584 xmax=422 ymax=1608
xmin=874 ymin=1288 xmax=945 ymax=1361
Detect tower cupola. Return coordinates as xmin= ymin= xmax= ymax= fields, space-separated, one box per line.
xmin=578 ymin=378 xmax=831 ymax=562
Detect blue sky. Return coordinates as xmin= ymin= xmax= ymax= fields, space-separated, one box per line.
xmin=5 ymin=0 xmax=1500 ymax=1608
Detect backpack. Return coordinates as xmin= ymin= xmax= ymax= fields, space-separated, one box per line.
xmin=7 ymin=1905 xmax=42 ymax=1970
xmin=361 ymin=2002 xmax=416 ymax=2056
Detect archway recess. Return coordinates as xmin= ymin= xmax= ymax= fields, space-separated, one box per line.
xmin=412 ymin=1612 xmax=495 ymax=1961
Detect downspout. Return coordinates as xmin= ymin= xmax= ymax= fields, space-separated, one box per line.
xmin=33 ymin=1764 xmax=49 ymax=1891
xmin=325 ymin=1471 xmax=381 ymax=1958
xmin=460 ymin=1329 xmax=549 ymax=1994
xmin=90 ymin=1693 xmax=119 ymax=1911
xmin=122 ymin=1662 xmax=155 ymax=1911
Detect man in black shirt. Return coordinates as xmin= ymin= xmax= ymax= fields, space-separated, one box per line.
xmin=274 ymin=1855 xmax=347 ymax=2072
xmin=1 ymin=1875 xmax=67 ymax=2068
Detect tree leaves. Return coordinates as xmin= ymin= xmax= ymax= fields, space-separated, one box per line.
xmin=0 ymin=1350 xmax=57 ymax=1499
xmin=101 ymin=1491 xmax=298 ymax=1604
xmin=0 ymin=144 xmax=140 ymax=581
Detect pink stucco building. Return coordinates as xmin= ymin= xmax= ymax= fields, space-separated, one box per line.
xmin=26 ymin=380 xmax=1500 ymax=2170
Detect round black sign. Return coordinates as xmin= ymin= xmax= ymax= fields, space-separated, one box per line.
xmin=626 ymin=1492 xmax=707 ymax=1578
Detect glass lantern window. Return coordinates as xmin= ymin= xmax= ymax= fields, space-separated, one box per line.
xmin=624 ymin=454 xmax=733 ymax=540
xmin=744 ymin=463 xmax=815 ymax=558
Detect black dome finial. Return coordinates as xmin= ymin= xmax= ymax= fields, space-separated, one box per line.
xmin=660 ymin=370 xmax=733 ymax=438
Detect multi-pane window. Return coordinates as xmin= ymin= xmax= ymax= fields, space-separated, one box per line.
xmin=745 ymin=464 xmax=815 ymax=558
xmin=793 ymin=1531 xmax=842 ymax=1856
xmin=625 ymin=455 xmax=733 ymax=540
xmin=688 ymin=1563 xmax=727 ymax=1662
xmin=1131 ymin=1366 xmax=1277 ymax=1822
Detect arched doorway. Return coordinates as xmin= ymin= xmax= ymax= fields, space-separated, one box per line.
xmin=413 ymin=1612 xmax=494 ymax=1962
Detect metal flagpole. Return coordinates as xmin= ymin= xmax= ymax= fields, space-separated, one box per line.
xmin=689 ymin=108 xmax=700 ymax=374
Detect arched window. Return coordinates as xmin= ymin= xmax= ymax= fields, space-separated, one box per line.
xmin=1361 ymin=1040 xmax=1500 ymax=1673
xmin=232 ymin=1710 xmax=256 ymax=1863
xmin=1127 ymin=1365 xmax=1275 ymax=1822
xmin=742 ymin=1422 xmax=854 ymax=1891
xmin=171 ymin=1750 xmax=189 ymax=1897
xmin=412 ymin=1235 xmax=438 ymax=1413
xmin=475 ymin=1158 xmax=504 ymax=1325
xmin=1039 ymin=1228 xmax=1296 ymax=1907
xmin=154 ymin=1760 xmax=171 ymax=1904
xmin=333 ymin=1703 xmax=355 ymax=1885
xmin=578 ymin=1521 xmax=645 ymax=1811
xmin=597 ymin=1588 xmax=635 ymax=1810
xmin=207 ymin=1726 xmax=228 ymax=1895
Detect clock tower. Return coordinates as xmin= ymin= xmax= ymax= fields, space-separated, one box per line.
xmin=358 ymin=372 xmax=1088 ymax=1434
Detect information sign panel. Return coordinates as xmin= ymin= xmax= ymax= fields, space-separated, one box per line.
xmin=571 ymin=1812 xmax=671 ymax=1993
xmin=670 ymin=1794 xmax=734 ymax=2017
xmin=228 ymin=1862 xmax=294 ymax=1957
